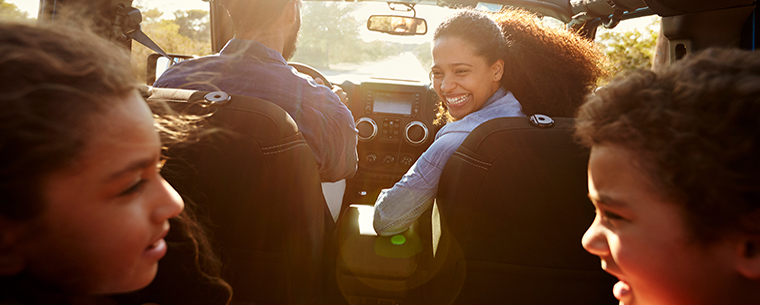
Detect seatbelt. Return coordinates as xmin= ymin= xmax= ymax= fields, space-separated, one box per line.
xmin=115 ymin=6 xmax=175 ymax=63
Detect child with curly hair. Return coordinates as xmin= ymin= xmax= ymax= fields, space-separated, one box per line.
xmin=576 ymin=48 xmax=760 ymax=305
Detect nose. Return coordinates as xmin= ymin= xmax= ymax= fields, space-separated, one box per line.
xmin=581 ymin=214 xmax=610 ymax=257
xmin=438 ymin=75 xmax=456 ymax=93
xmin=151 ymin=177 xmax=185 ymax=223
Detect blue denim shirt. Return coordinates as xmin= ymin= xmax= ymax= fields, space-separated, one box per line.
xmin=373 ymin=88 xmax=525 ymax=235
xmin=154 ymin=39 xmax=358 ymax=182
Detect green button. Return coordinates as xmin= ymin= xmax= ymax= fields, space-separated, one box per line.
xmin=391 ymin=235 xmax=406 ymax=245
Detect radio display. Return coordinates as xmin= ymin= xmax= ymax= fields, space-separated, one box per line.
xmin=373 ymin=92 xmax=413 ymax=115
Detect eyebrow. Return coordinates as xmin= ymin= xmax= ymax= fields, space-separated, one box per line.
xmin=105 ymin=157 xmax=156 ymax=183
xmin=587 ymin=193 xmax=628 ymax=208
xmin=431 ymin=62 xmax=473 ymax=70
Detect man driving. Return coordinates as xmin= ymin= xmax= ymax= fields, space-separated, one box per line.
xmin=154 ymin=0 xmax=358 ymax=183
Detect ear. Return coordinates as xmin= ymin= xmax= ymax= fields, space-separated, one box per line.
xmin=491 ymin=59 xmax=504 ymax=82
xmin=0 ymin=220 xmax=26 ymax=276
xmin=735 ymin=234 xmax=760 ymax=280
xmin=283 ymin=0 xmax=300 ymax=26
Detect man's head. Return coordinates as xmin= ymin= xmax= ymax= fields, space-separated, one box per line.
xmin=219 ymin=0 xmax=302 ymax=59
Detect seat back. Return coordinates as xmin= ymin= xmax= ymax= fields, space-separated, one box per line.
xmin=431 ymin=116 xmax=616 ymax=304
xmin=144 ymin=88 xmax=332 ymax=305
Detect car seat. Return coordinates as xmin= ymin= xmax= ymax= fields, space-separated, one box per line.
xmin=135 ymin=88 xmax=334 ymax=305
xmin=427 ymin=115 xmax=618 ymax=304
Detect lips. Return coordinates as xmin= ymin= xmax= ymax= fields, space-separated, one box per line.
xmin=146 ymin=237 xmax=164 ymax=250
xmin=143 ymin=225 xmax=170 ymax=260
xmin=601 ymin=260 xmax=632 ymax=303
xmin=614 ymin=279 xmax=632 ymax=301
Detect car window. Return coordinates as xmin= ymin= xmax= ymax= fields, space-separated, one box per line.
xmin=7 ymin=0 xmax=661 ymax=84
xmin=2 ymin=0 xmax=37 ymax=21
xmin=596 ymin=15 xmax=661 ymax=75
xmin=291 ymin=2 xmax=459 ymax=84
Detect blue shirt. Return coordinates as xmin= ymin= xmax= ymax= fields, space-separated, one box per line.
xmin=154 ymin=39 xmax=358 ymax=182
xmin=373 ymin=88 xmax=525 ymax=235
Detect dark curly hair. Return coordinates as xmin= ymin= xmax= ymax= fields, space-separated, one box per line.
xmin=575 ymin=48 xmax=760 ymax=243
xmin=0 ymin=21 xmax=230 ymax=304
xmin=494 ymin=9 xmax=607 ymax=117
xmin=432 ymin=8 xmax=607 ymax=124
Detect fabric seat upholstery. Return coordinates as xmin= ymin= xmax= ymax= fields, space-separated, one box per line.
xmin=138 ymin=88 xmax=332 ymax=305
xmin=429 ymin=116 xmax=617 ymax=304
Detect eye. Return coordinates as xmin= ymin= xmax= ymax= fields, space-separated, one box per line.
xmin=430 ymin=71 xmax=443 ymax=79
xmin=455 ymin=69 xmax=469 ymax=74
xmin=592 ymin=203 xmax=627 ymax=228
xmin=602 ymin=211 xmax=625 ymax=221
xmin=119 ymin=179 xmax=147 ymax=197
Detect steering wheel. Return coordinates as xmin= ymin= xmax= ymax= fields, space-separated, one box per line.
xmin=289 ymin=62 xmax=332 ymax=88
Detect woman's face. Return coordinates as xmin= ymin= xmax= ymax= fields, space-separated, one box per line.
xmin=582 ymin=144 xmax=739 ymax=305
xmin=431 ymin=36 xmax=503 ymax=120
xmin=20 ymin=92 xmax=184 ymax=294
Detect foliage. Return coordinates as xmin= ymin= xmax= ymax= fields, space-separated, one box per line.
xmin=0 ymin=0 xmax=30 ymax=21
xmin=173 ymin=9 xmax=210 ymax=42
xmin=414 ymin=41 xmax=432 ymax=70
xmin=596 ymin=21 xmax=659 ymax=76
xmin=130 ymin=5 xmax=212 ymax=84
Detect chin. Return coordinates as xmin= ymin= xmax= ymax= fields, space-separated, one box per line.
xmin=92 ymin=264 xmax=158 ymax=295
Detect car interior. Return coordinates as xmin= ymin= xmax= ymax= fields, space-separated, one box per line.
xmin=36 ymin=0 xmax=759 ymax=304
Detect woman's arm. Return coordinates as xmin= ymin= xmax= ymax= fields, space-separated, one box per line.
xmin=373 ymin=131 xmax=469 ymax=236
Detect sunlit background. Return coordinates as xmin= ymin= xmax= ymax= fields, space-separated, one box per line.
xmin=5 ymin=0 xmax=659 ymax=85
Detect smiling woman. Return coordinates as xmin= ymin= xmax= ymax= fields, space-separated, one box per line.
xmin=373 ymin=8 xmax=607 ymax=236
xmin=0 ymin=21 xmax=229 ymax=304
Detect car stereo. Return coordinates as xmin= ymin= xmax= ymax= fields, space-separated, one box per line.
xmin=364 ymin=90 xmax=421 ymax=118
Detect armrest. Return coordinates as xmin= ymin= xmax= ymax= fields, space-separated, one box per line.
xmin=337 ymin=204 xmax=422 ymax=279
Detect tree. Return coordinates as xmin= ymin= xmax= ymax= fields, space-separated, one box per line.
xmin=596 ymin=21 xmax=659 ymax=76
xmin=173 ymin=9 xmax=210 ymax=42
xmin=130 ymin=7 xmax=212 ymax=84
xmin=0 ymin=0 xmax=30 ymax=21
xmin=293 ymin=2 xmax=399 ymax=69
xmin=414 ymin=41 xmax=432 ymax=70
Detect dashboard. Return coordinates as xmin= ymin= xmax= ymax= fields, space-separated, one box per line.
xmin=341 ymin=80 xmax=440 ymax=204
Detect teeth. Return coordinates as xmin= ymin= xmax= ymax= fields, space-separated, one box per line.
xmin=446 ymin=94 xmax=469 ymax=105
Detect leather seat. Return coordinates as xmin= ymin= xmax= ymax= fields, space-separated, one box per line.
xmin=137 ymin=88 xmax=333 ymax=305
xmin=427 ymin=116 xmax=618 ymax=304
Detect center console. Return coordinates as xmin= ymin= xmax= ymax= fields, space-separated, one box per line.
xmin=349 ymin=82 xmax=438 ymax=198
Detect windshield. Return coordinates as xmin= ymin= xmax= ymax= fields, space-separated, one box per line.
xmin=291 ymin=2 xmax=458 ymax=84
xmin=4 ymin=1 xmax=660 ymax=85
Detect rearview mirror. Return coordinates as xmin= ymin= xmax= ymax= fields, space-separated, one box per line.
xmin=367 ymin=15 xmax=427 ymax=36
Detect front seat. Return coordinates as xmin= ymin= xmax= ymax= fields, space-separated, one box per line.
xmin=137 ymin=88 xmax=333 ymax=305
xmin=427 ymin=115 xmax=617 ymax=304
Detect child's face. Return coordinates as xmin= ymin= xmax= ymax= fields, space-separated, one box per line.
xmin=21 ymin=92 xmax=184 ymax=294
xmin=582 ymin=144 xmax=737 ymax=305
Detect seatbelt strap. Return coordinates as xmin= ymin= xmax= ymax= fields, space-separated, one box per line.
xmin=116 ymin=6 xmax=175 ymax=62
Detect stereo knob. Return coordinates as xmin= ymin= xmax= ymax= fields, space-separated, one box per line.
xmin=382 ymin=155 xmax=395 ymax=166
xmin=355 ymin=117 xmax=378 ymax=141
xmin=400 ymin=156 xmax=413 ymax=166
xmin=404 ymin=121 xmax=429 ymax=145
xmin=365 ymin=153 xmax=378 ymax=164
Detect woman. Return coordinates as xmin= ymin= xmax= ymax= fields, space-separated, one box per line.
xmin=0 ymin=22 xmax=229 ymax=304
xmin=373 ymin=9 xmax=607 ymax=236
